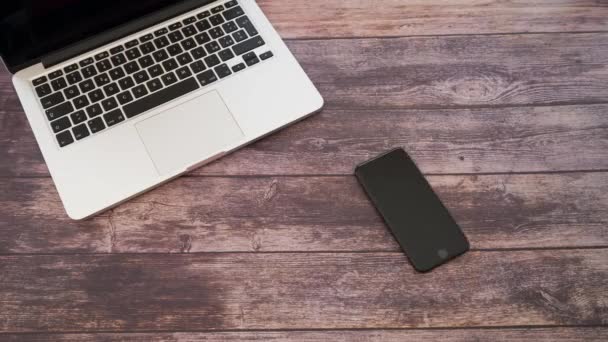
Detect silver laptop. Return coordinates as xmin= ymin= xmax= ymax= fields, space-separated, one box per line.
xmin=1 ymin=0 xmax=323 ymax=219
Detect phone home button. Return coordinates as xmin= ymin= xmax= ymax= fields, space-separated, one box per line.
xmin=437 ymin=249 xmax=448 ymax=259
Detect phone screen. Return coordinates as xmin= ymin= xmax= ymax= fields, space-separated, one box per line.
xmin=355 ymin=148 xmax=469 ymax=272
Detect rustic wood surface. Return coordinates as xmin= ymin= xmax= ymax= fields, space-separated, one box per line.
xmin=1 ymin=0 xmax=607 ymax=341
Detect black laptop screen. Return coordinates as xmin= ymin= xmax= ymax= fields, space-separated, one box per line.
xmin=0 ymin=0 xmax=181 ymax=70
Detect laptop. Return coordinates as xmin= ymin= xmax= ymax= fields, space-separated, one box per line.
xmin=0 ymin=0 xmax=323 ymax=219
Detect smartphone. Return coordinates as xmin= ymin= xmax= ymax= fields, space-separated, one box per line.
xmin=355 ymin=148 xmax=469 ymax=272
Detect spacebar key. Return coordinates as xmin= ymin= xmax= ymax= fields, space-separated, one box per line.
xmin=123 ymin=77 xmax=200 ymax=118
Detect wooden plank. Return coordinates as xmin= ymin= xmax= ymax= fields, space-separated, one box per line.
xmin=1 ymin=173 xmax=606 ymax=254
xmin=2 ymin=33 xmax=608 ymax=177
xmin=2 ymin=105 xmax=608 ymax=178
xmin=259 ymin=0 xmax=608 ymax=38
xmin=4 ymin=328 xmax=608 ymax=341
xmin=0 ymin=250 xmax=606 ymax=332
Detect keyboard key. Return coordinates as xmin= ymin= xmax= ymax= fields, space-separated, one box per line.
xmin=79 ymin=57 xmax=94 ymax=67
xmin=139 ymin=55 xmax=155 ymax=68
xmin=124 ymin=61 xmax=140 ymax=74
xmin=132 ymin=84 xmax=149 ymax=98
xmin=51 ymin=116 xmax=71 ymax=133
xmin=74 ymin=95 xmax=90 ymax=109
xmin=167 ymin=43 xmax=183 ymax=56
xmin=224 ymin=6 xmax=245 ymax=20
xmin=64 ymin=85 xmax=80 ymax=99
xmin=148 ymin=64 xmax=164 ymax=78
xmin=49 ymin=70 xmax=64 ymax=80
xmin=154 ymin=36 xmax=170 ymax=49
xmin=219 ymin=36 xmax=235 ymax=48
xmin=82 ymin=65 xmax=98 ymax=79
xmin=177 ymin=52 xmax=193 ymax=66
xmin=219 ymin=49 xmax=234 ymax=61
xmin=126 ymin=48 xmax=141 ymax=60
xmin=86 ymin=103 xmax=103 ymax=118
xmin=162 ymin=58 xmax=179 ymax=71
xmin=182 ymin=25 xmax=197 ymax=37
xmin=46 ymin=101 xmax=74 ymax=121
xmin=236 ymin=16 xmax=258 ymax=36
xmin=70 ymin=110 xmax=87 ymax=124
xmin=233 ymin=36 xmax=265 ymax=56
xmin=140 ymin=33 xmax=154 ymax=42
xmin=176 ymin=66 xmax=192 ymax=79
xmin=222 ymin=21 xmax=238 ymax=33
xmin=197 ymin=70 xmax=217 ymax=86
xmin=147 ymin=78 xmax=163 ymax=92
xmin=123 ymin=77 xmax=199 ymax=118
xmin=110 ymin=45 xmax=125 ymax=54
xmin=134 ymin=70 xmax=151 ymax=84
xmin=125 ymin=39 xmax=139 ymax=48
xmin=94 ymin=73 xmax=111 ymax=87
xmin=79 ymin=79 xmax=95 ymax=93
xmin=40 ymin=92 xmax=65 ymax=109
xmin=154 ymin=28 xmax=168 ymax=37
xmin=51 ymin=77 xmax=68 ymax=91
xmin=191 ymin=46 xmax=207 ymax=60
xmin=260 ymin=51 xmax=274 ymax=60
xmin=205 ymin=41 xmax=221 ymax=54
xmin=232 ymin=30 xmax=247 ymax=42
xmin=64 ymin=63 xmax=79 ymax=73
xmin=72 ymin=123 xmax=90 ymax=140
xmin=161 ymin=72 xmax=178 ymax=86
xmin=96 ymin=60 xmax=112 ymax=72
xmin=196 ymin=19 xmax=211 ymax=32
xmin=153 ymin=50 xmax=169 ymax=63
xmin=168 ymin=30 xmax=184 ymax=43
xmin=103 ymin=83 xmax=120 ymax=97
xmin=32 ymin=76 xmax=47 ymax=86
xmin=118 ymin=76 xmax=136 ymax=90
xmin=35 ymin=84 xmax=52 ymax=97
xmin=225 ymin=0 xmax=237 ymax=8
xmin=103 ymin=109 xmax=125 ymax=127
xmin=215 ymin=64 xmax=232 ymax=79
xmin=88 ymin=89 xmax=105 ymax=103
xmin=101 ymin=97 xmax=119 ymax=111
xmin=209 ymin=27 xmax=224 ymax=39
xmin=56 ymin=130 xmax=74 ymax=147
xmin=95 ymin=51 xmax=110 ymax=61
xmin=117 ymin=90 xmax=134 ymax=105
xmin=232 ymin=62 xmax=246 ymax=73
xmin=244 ymin=52 xmax=260 ymax=66
xmin=88 ymin=117 xmax=106 ymax=133
xmin=181 ymin=38 xmax=196 ymax=51
xmin=211 ymin=5 xmax=224 ymax=13
xmin=190 ymin=60 xmax=206 ymax=73
xmin=66 ymin=71 xmax=83 ymax=85
xmin=111 ymin=53 xmax=127 ymax=66
xmin=204 ymin=54 xmax=221 ymax=68
xmin=197 ymin=10 xmax=211 ymax=19
xmin=195 ymin=32 xmax=211 ymax=45
xmin=210 ymin=14 xmax=225 ymax=26
xmin=169 ymin=22 xmax=183 ymax=31
xmin=183 ymin=16 xmax=197 ymax=25
xmin=140 ymin=42 xmax=156 ymax=54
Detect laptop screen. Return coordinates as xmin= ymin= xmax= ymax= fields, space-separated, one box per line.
xmin=0 ymin=0 xmax=187 ymax=71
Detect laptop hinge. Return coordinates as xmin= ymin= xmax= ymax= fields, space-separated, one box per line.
xmin=42 ymin=0 xmax=216 ymax=69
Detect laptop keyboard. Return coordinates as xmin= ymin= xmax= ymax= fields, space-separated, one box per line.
xmin=31 ymin=0 xmax=274 ymax=148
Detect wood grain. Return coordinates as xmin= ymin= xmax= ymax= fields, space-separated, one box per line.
xmin=4 ymin=328 xmax=608 ymax=341
xmin=1 ymin=250 xmax=606 ymax=332
xmin=259 ymin=0 xmax=608 ymax=38
xmin=1 ymin=173 xmax=606 ymax=254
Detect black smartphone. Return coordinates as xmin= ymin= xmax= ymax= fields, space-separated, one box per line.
xmin=355 ymin=148 xmax=469 ymax=272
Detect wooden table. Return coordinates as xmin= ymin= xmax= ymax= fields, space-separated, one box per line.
xmin=1 ymin=1 xmax=608 ymax=340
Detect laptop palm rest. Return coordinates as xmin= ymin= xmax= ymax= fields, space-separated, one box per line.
xmin=135 ymin=90 xmax=244 ymax=176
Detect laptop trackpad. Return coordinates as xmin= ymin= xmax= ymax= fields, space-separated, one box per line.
xmin=136 ymin=91 xmax=244 ymax=176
